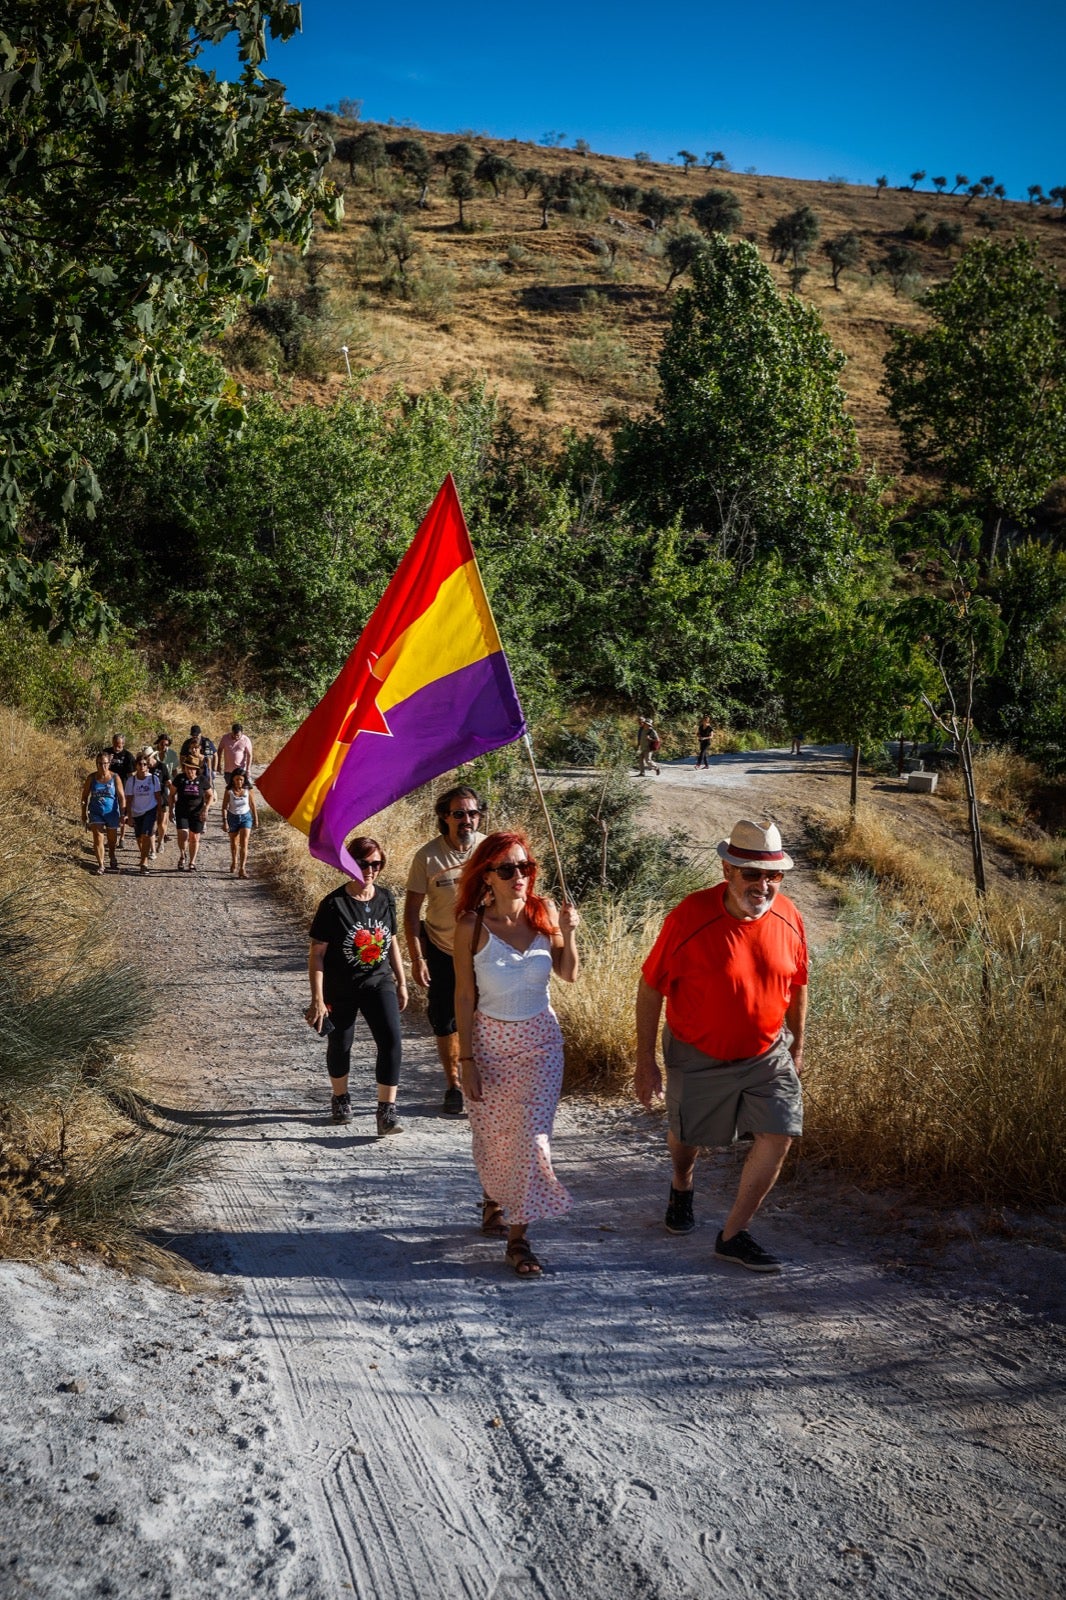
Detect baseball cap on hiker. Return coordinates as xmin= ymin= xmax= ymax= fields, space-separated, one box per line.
xmin=716 ymin=820 xmax=795 ymax=871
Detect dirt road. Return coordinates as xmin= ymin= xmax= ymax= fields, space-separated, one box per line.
xmin=2 ymin=759 xmax=1064 ymax=1599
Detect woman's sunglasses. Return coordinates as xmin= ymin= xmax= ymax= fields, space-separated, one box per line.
xmin=488 ymin=860 xmax=536 ymax=880
xmin=358 ymin=858 xmax=384 ymax=872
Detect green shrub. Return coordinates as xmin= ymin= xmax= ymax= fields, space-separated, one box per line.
xmin=0 ymin=619 xmax=144 ymax=732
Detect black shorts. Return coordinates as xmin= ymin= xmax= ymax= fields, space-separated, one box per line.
xmin=175 ymin=809 xmax=205 ymax=835
xmin=132 ymin=810 xmax=157 ymax=839
xmin=422 ymin=925 xmax=457 ymax=1036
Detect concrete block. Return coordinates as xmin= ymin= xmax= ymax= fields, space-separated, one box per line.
xmin=906 ymin=771 xmax=938 ymax=793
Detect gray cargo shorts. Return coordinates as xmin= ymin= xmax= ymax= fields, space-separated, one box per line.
xmin=663 ymin=1023 xmax=803 ymax=1147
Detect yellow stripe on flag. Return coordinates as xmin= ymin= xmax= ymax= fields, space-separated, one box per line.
xmin=373 ymin=560 xmax=501 ymax=713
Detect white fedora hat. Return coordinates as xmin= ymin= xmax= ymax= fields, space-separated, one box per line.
xmin=716 ymin=819 xmax=795 ymax=871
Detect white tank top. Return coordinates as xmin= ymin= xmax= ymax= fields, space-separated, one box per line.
xmin=474 ymin=927 xmax=554 ymax=1021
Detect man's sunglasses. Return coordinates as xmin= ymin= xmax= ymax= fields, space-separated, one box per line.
xmin=737 ymin=868 xmax=784 ymax=883
xmin=488 ymin=860 xmax=536 ymax=880
xmin=358 ymin=859 xmax=384 ymax=871
xmin=448 ymin=807 xmax=481 ymax=819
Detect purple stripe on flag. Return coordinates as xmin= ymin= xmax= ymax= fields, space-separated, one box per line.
xmin=309 ymin=653 xmax=526 ymax=875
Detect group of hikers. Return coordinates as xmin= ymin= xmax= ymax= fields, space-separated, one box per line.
xmin=81 ymin=718 xmax=808 ymax=1279
xmin=306 ymin=783 xmax=808 ymax=1281
xmin=80 ymin=723 xmax=258 ymax=876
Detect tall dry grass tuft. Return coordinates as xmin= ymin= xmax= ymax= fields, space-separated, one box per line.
xmin=48 ymin=1127 xmax=212 ymax=1267
xmin=935 ymin=746 xmax=1065 ymax=880
xmin=812 ymin=808 xmax=980 ymax=929
xmin=554 ymin=901 xmax=661 ymax=1095
xmin=806 ymin=875 xmax=1066 ymax=1205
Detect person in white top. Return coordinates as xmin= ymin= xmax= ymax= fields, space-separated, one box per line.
xmin=124 ymin=752 xmax=164 ymax=875
xmin=220 ymin=769 xmax=259 ymax=878
xmin=404 ymin=786 xmax=485 ymax=1117
xmin=453 ymin=830 xmax=580 ymax=1278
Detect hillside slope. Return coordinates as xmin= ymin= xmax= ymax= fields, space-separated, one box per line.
xmin=224 ymin=125 xmax=1066 ymax=490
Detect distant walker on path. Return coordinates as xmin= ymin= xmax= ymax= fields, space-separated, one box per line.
xmin=636 ymin=715 xmax=661 ymax=776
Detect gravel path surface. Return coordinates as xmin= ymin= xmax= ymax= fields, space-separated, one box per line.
xmin=2 ymin=768 xmax=1064 ymax=1599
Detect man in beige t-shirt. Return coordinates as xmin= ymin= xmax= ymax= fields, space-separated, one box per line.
xmin=404 ymin=785 xmax=485 ymax=1116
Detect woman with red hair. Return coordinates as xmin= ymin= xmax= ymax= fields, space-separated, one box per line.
xmin=453 ymin=830 xmax=580 ymax=1277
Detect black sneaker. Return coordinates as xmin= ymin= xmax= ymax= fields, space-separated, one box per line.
xmin=714 ymin=1229 xmax=781 ymax=1273
xmin=664 ymin=1186 xmax=695 ymax=1234
xmin=442 ymin=1085 xmax=465 ymax=1117
xmin=330 ymin=1092 xmax=352 ymax=1124
xmin=375 ymin=1102 xmax=404 ymax=1137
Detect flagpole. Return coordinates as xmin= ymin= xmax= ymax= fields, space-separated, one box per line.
xmin=522 ymin=733 xmax=571 ymax=905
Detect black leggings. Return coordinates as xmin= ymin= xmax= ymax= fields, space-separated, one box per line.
xmin=325 ymin=981 xmax=402 ymax=1087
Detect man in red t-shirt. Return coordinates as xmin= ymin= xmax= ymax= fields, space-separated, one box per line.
xmin=635 ymin=820 xmax=808 ymax=1273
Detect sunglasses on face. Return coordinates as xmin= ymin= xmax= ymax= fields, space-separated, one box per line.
xmin=488 ymin=860 xmax=536 ymax=880
xmin=737 ymin=869 xmax=783 ymax=883
xmin=448 ymin=808 xmax=481 ymax=819
xmin=358 ymin=859 xmax=384 ymax=871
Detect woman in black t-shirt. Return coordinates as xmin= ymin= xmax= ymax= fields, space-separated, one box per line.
xmin=306 ymin=836 xmax=409 ymax=1136
xmin=167 ymin=757 xmax=214 ymax=872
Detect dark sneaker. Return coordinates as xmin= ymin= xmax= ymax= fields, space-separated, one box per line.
xmin=664 ymin=1186 xmax=695 ymax=1234
xmin=330 ymin=1092 xmax=352 ymax=1125
xmin=714 ymin=1229 xmax=781 ymax=1273
xmin=375 ymin=1102 xmax=404 ymax=1137
xmin=442 ymin=1085 xmax=465 ymax=1117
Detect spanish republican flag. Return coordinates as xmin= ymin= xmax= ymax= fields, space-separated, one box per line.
xmin=257 ymin=475 xmax=526 ymax=876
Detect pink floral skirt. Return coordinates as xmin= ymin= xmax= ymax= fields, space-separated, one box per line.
xmin=468 ymin=1008 xmax=572 ymax=1226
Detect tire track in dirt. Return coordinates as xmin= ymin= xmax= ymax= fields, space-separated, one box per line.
xmin=132 ymin=812 xmax=1066 ymax=1600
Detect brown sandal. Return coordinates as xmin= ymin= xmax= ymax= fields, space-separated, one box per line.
xmin=481 ymin=1197 xmax=507 ymax=1237
xmin=505 ymin=1238 xmax=543 ymax=1277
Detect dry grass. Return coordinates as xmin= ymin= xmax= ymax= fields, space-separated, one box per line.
xmin=92 ymin=690 xmax=290 ymax=764
xmin=554 ymin=901 xmax=661 ymax=1095
xmin=805 ymin=875 xmax=1066 ymax=1205
xmin=935 ymin=748 xmax=1065 ymax=881
xmin=0 ymin=709 xmax=210 ymax=1277
xmin=811 ymin=807 xmax=980 ymax=929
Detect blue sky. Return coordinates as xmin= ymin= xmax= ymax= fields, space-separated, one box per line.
xmin=205 ymin=1 xmax=1064 ymax=198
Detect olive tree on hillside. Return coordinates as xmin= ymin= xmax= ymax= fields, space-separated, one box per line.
xmin=437 ymin=141 xmax=475 ymax=175
xmin=535 ymin=172 xmax=564 ymax=229
xmin=768 ymin=205 xmax=820 ymax=266
xmin=638 ymin=188 xmax=684 ymax=232
xmin=0 ymin=0 xmax=338 ymax=635
xmin=614 ymin=237 xmax=867 ymax=578
xmin=475 ymin=151 xmax=517 ymax=198
xmin=449 ymin=170 xmax=477 ymax=227
xmin=691 ymin=188 xmax=743 ymax=237
xmin=822 ymin=231 xmax=863 ymax=290
xmin=663 ymin=228 xmax=708 ymax=289
xmin=346 ymin=127 xmax=387 ymax=182
xmin=386 ymin=138 xmax=432 ymax=206
xmin=883 ymin=238 xmax=1066 ymax=559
